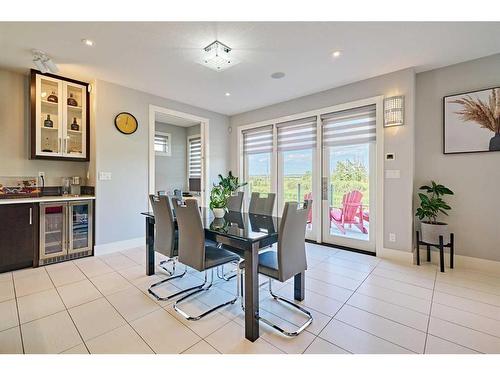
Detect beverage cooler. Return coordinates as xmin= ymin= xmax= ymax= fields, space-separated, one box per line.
xmin=39 ymin=200 xmax=93 ymax=265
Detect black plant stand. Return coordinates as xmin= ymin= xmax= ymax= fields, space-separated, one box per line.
xmin=416 ymin=231 xmax=454 ymax=273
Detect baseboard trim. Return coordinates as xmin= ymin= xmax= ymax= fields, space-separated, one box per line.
xmin=421 ymin=249 xmax=500 ymax=274
xmin=94 ymin=237 xmax=145 ymax=256
xmin=377 ymin=247 xmax=414 ymax=263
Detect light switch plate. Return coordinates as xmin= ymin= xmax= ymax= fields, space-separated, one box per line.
xmin=385 ymin=169 xmax=400 ymax=179
xmin=99 ymin=172 xmax=112 ymax=181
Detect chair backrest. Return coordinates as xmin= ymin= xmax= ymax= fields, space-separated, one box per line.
xmin=277 ymin=200 xmax=311 ymax=282
xmin=248 ymin=192 xmax=276 ymax=215
xmin=227 ymin=191 xmax=244 ymax=212
xmin=342 ymin=190 xmax=363 ymax=221
xmin=172 ymin=199 xmax=206 ymax=271
xmin=149 ymin=195 xmax=176 ymax=258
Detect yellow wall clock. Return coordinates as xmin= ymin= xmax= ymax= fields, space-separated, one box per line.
xmin=114 ymin=112 xmax=138 ymax=135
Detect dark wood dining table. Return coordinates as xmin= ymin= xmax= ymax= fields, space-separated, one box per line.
xmin=140 ymin=208 xmax=305 ymax=342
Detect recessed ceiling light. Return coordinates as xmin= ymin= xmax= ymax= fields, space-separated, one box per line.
xmin=332 ymin=50 xmax=342 ymax=58
xmin=225 ymin=92 xmax=231 ymax=97
xmin=271 ymin=72 xmax=285 ymax=79
xmin=82 ymin=39 xmax=94 ymax=47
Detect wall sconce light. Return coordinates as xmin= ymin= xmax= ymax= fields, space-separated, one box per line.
xmin=384 ymin=95 xmax=405 ymax=127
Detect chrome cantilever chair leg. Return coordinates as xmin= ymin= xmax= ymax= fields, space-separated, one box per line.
xmin=158 ymin=258 xmax=175 ymax=276
xmin=174 ymin=268 xmax=238 ymax=321
xmin=238 ymin=274 xmax=313 ymax=337
xmin=148 ymin=263 xmax=199 ymax=301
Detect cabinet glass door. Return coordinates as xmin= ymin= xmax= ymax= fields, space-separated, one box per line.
xmin=37 ymin=75 xmax=63 ymax=155
xmin=64 ymin=83 xmax=86 ymax=158
xmin=68 ymin=201 xmax=92 ymax=253
xmin=40 ymin=203 xmax=67 ymax=259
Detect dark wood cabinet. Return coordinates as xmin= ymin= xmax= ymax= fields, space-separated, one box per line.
xmin=30 ymin=69 xmax=90 ymax=162
xmin=0 ymin=203 xmax=38 ymax=272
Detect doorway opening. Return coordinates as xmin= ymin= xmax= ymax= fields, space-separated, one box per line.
xmin=148 ymin=105 xmax=209 ymax=206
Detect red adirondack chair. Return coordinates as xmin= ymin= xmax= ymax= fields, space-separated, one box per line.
xmin=330 ymin=190 xmax=368 ymax=234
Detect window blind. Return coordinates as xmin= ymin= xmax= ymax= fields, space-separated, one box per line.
xmin=277 ymin=116 xmax=317 ymax=151
xmin=243 ymin=125 xmax=273 ymax=155
xmin=188 ymin=136 xmax=201 ymax=178
xmin=154 ymin=133 xmax=170 ymax=154
xmin=321 ymin=105 xmax=376 ymax=147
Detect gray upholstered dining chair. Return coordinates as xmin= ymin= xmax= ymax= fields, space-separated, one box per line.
xmin=172 ymin=199 xmax=240 ymax=321
xmin=227 ymin=191 xmax=244 ymax=212
xmin=238 ymin=200 xmax=313 ymax=336
xmin=248 ymin=192 xmax=276 ymax=215
xmin=147 ymin=195 xmax=188 ymax=301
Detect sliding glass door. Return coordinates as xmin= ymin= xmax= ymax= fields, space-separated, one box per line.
xmin=242 ymin=126 xmax=274 ymax=208
xmin=239 ymin=99 xmax=379 ymax=253
xmin=276 ymin=117 xmax=317 ymax=239
xmin=321 ymin=105 xmax=376 ymax=252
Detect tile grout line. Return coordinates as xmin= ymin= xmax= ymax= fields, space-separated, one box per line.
xmin=44 ymin=264 xmax=93 ymax=354
xmin=425 ymin=333 xmax=483 ymax=354
xmin=302 ymin=256 xmax=380 ymax=354
xmin=422 ymin=266 xmax=438 ymax=354
xmin=11 ymin=272 xmax=25 ymax=354
xmin=82 ymin=260 xmax=160 ymax=354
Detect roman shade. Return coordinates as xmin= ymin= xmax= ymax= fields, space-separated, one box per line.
xmin=243 ymin=125 xmax=273 ymax=155
xmin=188 ymin=136 xmax=201 ymax=178
xmin=321 ymin=105 xmax=376 ymax=147
xmin=277 ymin=116 xmax=317 ymax=151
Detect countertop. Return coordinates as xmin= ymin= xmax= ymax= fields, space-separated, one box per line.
xmin=0 ymin=195 xmax=95 ymax=205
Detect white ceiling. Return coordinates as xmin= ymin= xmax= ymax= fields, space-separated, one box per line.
xmin=155 ymin=112 xmax=200 ymax=127
xmin=1 ymin=22 xmax=500 ymax=115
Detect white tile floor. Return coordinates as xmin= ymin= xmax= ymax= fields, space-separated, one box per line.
xmin=1 ymin=242 xmax=499 ymax=354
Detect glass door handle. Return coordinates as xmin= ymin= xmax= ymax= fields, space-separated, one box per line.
xmin=29 ymin=207 xmax=32 ymax=225
xmin=321 ymin=177 xmax=328 ymax=200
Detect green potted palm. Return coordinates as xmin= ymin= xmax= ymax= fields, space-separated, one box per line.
xmin=415 ymin=181 xmax=454 ymax=244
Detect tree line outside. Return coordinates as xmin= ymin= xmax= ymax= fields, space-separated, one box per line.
xmin=247 ymin=159 xmax=369 ymax=208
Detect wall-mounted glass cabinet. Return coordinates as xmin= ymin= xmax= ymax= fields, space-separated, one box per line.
xmin=30 ymin=70 xmax=90 ymax=161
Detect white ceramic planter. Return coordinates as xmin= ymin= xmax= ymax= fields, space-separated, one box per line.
xmin=212 ymin=208 xmax=226 ymax=219
xmin=420 ymin=222 xmax=449 ymax=244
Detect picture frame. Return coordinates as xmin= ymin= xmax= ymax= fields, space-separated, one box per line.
xmin=443 ymin=86 xmax=500 ymax=155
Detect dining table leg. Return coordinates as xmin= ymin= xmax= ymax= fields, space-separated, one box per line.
xmin=146 ymin=216 xmax=155 ymax=276
xmin=244 ymin=242 xmax=260 ymax=342
xmin=294 ymin=271 xmax=305 ymax=301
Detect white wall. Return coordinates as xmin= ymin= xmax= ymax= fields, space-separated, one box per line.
xmin=93 ymin=79 xmax=230 ymax=246
xmin=415 ymin=53 xmax=500 ymax=262
xmin=0 ymin=69 xmax=88 ymax=184
xmin=154 ymin=122 xmax=187 ymax=193
xmin=229 ymin=68 xmax=416 ymax=253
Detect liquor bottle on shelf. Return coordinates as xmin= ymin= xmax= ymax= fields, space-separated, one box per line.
xmin=42 ymin=137 xmax=53 ymax=153
xmin=44 ymin=114 xmax=53 ymax=128
xmin=67 ymin=93 xmax=78 ymax=107
xmin=47 ymin=91 xmax=58 ymax=103
xmin=70 ymin=117 xmax=80 ymax=131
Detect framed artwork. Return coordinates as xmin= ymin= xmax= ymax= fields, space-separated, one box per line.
xmin=443 ymin=87 xmax=500 ymax=154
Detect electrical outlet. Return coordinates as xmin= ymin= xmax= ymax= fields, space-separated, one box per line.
xmin=389 ymin=233 xmax=396 ymax=242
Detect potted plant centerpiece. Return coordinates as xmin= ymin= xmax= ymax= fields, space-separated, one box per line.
xmin=209 ymin=171 xmax=247 ymax=218
xmin=210 ymin=185 xmax=228 ymax=218
xmin=415 ymin=181 xmax=454 ymax=244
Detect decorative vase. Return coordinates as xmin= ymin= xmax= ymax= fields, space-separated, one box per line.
xmin=489 ymin=133 xmax=500 ymax=151
xmin=420 ymin=222 xmax=449 ymax=244
xmin=212 ymin=208 xmax=226 ymax=219
xmin=67 ymin=93 xmax=78 ymax=107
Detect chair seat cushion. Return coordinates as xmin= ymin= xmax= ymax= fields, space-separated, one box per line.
xmin=204 ymin=246 xmax=240 ymax=269
xmin=238 ymin=250 xmax=279 ymax=280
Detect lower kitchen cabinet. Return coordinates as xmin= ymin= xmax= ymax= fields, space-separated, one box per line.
xmin=0 ymin=203 xmax=38 ymax=272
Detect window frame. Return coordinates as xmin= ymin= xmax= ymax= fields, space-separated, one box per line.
xmin=154 ymin=131 xmax=172 ymax=157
